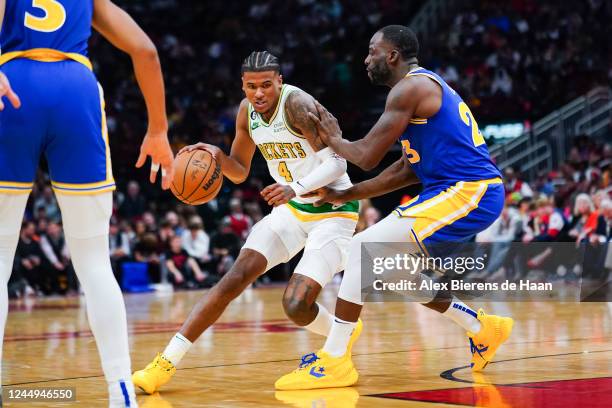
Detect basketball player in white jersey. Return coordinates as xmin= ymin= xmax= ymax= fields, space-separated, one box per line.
xmin=132 ymin=51 xmax=362 ymax=394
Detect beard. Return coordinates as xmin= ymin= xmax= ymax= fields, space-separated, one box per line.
xmin=368 ymin=61 xmax=392 ymax=85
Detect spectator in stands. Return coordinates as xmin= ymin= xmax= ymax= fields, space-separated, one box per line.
xmin=504 ymin=167 xmax=534 ymax=198
xmin=134 ymin=233 xmax=161 ymax=283
xmin=210 ymin=218 xmax=240 ymax=276
xmin=592 ymin=199 xmax=612 ymax=244
xmin=480 ymin=203 xmax=523 ymax=276
xmin=566 ymin=194 xmax=599 ymax=244
xmin=222 ymin=198 xmax=252 ymax=241
xmin=356 ymin=199 xmax=381 ymax=233
xmin=109 ymin=219 xmax=132 ymax=282
xmin=593 ymin=190 xmax=609 ymax=212
xmin=142 ymin=211 xmax=158 ymax=233
xmin=157 ymin=219 xmax=176 ymax=253
xmin=14 ymin=222 xmax=42 ymax=295
xmin=33 ymin=186 xmax=61 ymax=223
xmin=36 ymin=216 xmax=48 ymax=237
xmin=165 ymin=236 xmax=208 ymax=289
xmin=243 ymin=201 xmax=264 ymax=224
xmin=181 ymin=216 xmax=212 ymax=267
xmin=165 ymin=211 xmax=185 ymax=237
xmin=39 ymin=222 xmax=76 ymax=294
xmin=118 ymin=181 xmax=147 ymax=220
xmin=529 ymin=196 xmax=566 ymax=242
xmin=517 ymin=197 xmax=534 ymax=242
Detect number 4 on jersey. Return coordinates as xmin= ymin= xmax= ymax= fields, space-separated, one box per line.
xmin=278 ymin=161 xmax=293 ymax=182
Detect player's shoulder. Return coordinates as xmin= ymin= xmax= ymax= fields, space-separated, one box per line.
xmin=237 ymin=98 xmax=250 ymax=126
xmin=239 ymin=98 xmax=250 ymax=110
xmin=284 ymin=85 xmax=316 ymax=110
xmin=386 ymin=73 xmax=440 ymax=109
xmin=400 ymin=74 xmax=440 ymax=96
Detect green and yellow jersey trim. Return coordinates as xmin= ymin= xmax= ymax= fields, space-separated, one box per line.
xmin=285 ymin=199 xmax=359 ymax=222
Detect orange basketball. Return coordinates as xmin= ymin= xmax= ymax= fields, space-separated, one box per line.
xmin=170 ymin=149 xmax=223 ymax=205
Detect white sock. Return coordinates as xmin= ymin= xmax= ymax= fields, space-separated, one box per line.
xmin=304 ymin=303 xmax=334 ymax=336
xmin=442 ymin=297 xmax=482 ymax=333
xmin=163 ymin=333 xmax=192 ymax=366
xmin=108 ymin=379 xmax=138 ymax=408
xmin=322 ymin=317 xmax=356 ymax=357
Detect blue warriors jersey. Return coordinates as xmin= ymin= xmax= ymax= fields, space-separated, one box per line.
xmin=394 ymin=68 xmax=504 ymax=245
xmin=399 ymin=68 xmax=501 ymax=189
xmin=0 ymin=0 xmax=114 ymax=195
xmin=1 ymin=0 xmax=92 ymax=56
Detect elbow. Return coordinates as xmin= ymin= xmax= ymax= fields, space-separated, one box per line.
xmin=131 ymin=39 xmax=159 ymax=62
xmin=228 ymin=174 xmax=248 ymax=184
xmin=359 ymin=157 xmax=379 ymax=171
xmin=336 ymin=158 xmax=348 ymax=174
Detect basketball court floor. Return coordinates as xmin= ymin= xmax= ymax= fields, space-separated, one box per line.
xmin=3 ymin=284 xmax=611 ymax=407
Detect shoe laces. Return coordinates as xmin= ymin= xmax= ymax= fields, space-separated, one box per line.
xmin=149 ymin=354 xmax=174 ymax=372
xmin=469 ymin=337 xmax=488 ymax=358
xmin=296 ymin=352 xmax=320 ymax=370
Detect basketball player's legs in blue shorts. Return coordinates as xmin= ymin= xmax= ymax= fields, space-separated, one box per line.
xmin=0 ymin=59 xmax=136 ymax=404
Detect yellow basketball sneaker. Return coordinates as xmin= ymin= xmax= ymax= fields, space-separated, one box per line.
xmin=346 ymin=319 xmax=363 ymax=355
xmin=132 ymin=353 xmax=176 ymax=394
xmin=275 ymin=387 xmax=359 ymax=408
xmin=275 ymin=350 xmax=358 ymax=390
xmin=140 ymin=392 xmax=173 ymax=408
xmin=467 ymin=309 xmax=514 ymax=371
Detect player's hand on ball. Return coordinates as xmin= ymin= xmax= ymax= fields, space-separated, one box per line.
xmin=308 ymin=100 xmax=342 ymax=147
xmin=0 ymin=72 xmax=21 ymax=111
xmin=136 ymin=130 xmax=175 ymax=190
xmin=261 ymin=183 xmax=296 ymax=206
xmin=179 ymin=143 xmax=224 ymax=165
xmin=302 ymin=187 xmax=347 ymax=207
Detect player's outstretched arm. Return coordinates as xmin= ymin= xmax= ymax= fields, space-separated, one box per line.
xmin=261 ymin=90 xmax=348 ymax=206
xmin=0 ymin=71 xmax=21 ymax=111
xmin=92 ymin=0 xmax=174 ymax=189
xmin=309 ymin=80 xmax=421 ymax=170
xmin=179 ymin=99 xmax=256 ymax=184
xmin=304 ymin=153 xmax=419 ymax=206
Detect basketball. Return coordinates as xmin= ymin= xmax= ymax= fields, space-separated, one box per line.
xmin=170 ymin=149 xmax=223 ymax=205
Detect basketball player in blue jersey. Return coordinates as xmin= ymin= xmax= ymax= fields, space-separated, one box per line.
xmin=0 ymin=0 xmax=174 ymax=406
xmin=276 ymin=25 xmax=514 ymax=390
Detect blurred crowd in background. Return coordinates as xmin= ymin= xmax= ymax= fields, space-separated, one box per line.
xmin=7 ymin=0 xmax=612 ymax=297
xmin=475 ymin=138 xmax=611 ymax=285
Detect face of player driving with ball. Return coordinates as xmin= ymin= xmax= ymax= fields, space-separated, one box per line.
xmin=242 ymin=70 xmax=283 ymax=115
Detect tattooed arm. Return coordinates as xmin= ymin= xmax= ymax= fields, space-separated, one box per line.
xmin=283 ymin=90 xmax=326 ymax=151
xmin=260 ymin=91 xmax=348 ymax=206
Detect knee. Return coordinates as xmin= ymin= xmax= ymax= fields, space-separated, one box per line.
xmin=282 ymin=294 xmax=313 ymax=326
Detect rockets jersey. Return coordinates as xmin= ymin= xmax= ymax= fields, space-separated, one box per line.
xmin=399 ymin=68 xmax=501 ymax=189
xmin=247 ymin=84 xmax=352 ymax=204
